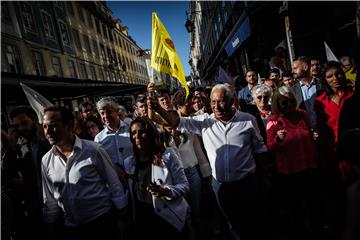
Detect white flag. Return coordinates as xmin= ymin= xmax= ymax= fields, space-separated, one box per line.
xmin=145 ymin=58 xmax=163 ymax=86
xmin=324 ymin=41 xmax=339 ymax=62
xmin=217 ymin=66 xmax=233 ymax=84
xmin=20 ymin=83 xmax=53 ymax=123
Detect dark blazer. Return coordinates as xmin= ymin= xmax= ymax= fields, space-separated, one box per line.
xmin=241 ymin=104 xmax=267 ymax=143
xmin=16 ymin=138 xmax=51 ymax=218
xmin=291 ymin=78 xmax=324 ymax=110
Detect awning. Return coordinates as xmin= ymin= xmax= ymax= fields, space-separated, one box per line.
xmin=224 ymin=16 xmax=251 ymax=57
xmin=1 ymin=72 xmax=147 ymax=105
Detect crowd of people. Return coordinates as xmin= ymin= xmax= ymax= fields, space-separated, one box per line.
xmin=1 ymin=55 xmax=359 ymax=240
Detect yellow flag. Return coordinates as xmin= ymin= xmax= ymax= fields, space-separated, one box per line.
xmin=151 ymin=12 xmax=189 ymax=97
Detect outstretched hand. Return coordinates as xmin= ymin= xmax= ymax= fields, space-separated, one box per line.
xmin=147 ymin=82 xmax=156 ymax=94
xmin=147 ymin=182 xmax=171 ymax=198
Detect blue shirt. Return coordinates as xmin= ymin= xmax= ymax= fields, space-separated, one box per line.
xmin=238 ymin=85 xmax=253 ymax=104
xmin=94 ymin=121 xmax=133 ymax=172
xmin=300 ymin=78 xmax=317 ymax=129
xmin=41 ymin=136 xmax=127 ymax=226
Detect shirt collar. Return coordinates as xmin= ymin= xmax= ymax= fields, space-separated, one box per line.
xmin=50 ymin=135 xmax=82 ymax=156
xmin=300 ymin=77 xmax=316 ymax=87
xmin=105 ymin=120 xmax=125 ymax=134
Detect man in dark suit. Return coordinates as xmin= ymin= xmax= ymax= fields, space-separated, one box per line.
xmin=291 ymin=56 xmax=324 ymax=129
xmin=9 ymin=106 xmax=51 ymax=240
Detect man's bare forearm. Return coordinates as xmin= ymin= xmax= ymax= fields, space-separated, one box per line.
xmin=155 ymin=107 xmax=179 ymax=127
xmin=147 ymin=97 xmax=180 ymax=127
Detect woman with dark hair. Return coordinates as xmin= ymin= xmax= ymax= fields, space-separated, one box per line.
xmin=266 ymin=86 xmax=319 ymax=238
xmin=315 ymin=61 xmax=354 ymax=180
xmin=125 ymin=117 xmax=190 ymax=240
xmin=84 ymin=116 xmax=104 ymax=140
xmin=314 ymin=61 xmax=354 ymax=238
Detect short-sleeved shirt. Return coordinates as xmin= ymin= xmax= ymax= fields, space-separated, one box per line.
xmin=178 ymin=111 xmax=267 ymax=182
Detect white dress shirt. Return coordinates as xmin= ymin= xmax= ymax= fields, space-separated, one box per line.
xmin=178 ymin=110 xmax=267 ymax=182
xmin=94 ymin=120 xmax=133 ymax=172
xmin=41 ymin=136 xmax=127 ymax=226
xmin=168 ymin=133 xmax=212 ymax=177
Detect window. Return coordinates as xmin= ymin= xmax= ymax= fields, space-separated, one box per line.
xmin=118 ymin=36 xmax=122 ymax=48
xmin=102 ymin=25 xmax=107 ymax=38
xmin=58 ymin=21 xmax=70 ymax=46
xmin=41 ymin=11 xmax=56 ymax=41
xmin=77 ymin=5 xmax=85 ymax=22
xmin=90 ymin=66 xmax=97 ymax=80
xmin=100 ymin=44 xmax=106 ymax=61
xmin=66 ymin=2 xmax=74 ymax=16
xmin=112 ymin=50 xmax=117 ymax=63
xmin=1 ymin=2 xmax=12 ymax=24
xmin=20 ymin=2 xmax=37 ymax=33
xmin=96 ymin=19 xmax=101 ymax=34
xmin=67 ymin=60 xmax=77 ymax=78
xmin=92 ymin=40 xmax=99 ymax=57
xmin=107 ymin=48 xmax=112 ymax=62
xmin=2 ymin=43 xmax=22 ymax=73
xmin=87 ymin=12 xmax=93 ymax=28
xmin=71 ymin=29 xmax=81 ymax=50
xmin=99 ymin=68 xmax=105 ymax=80
xmin=120 ymin=39 xmax=124 ymax=49
xmin=52 ymin=56 xmax=63 ymax=77
xmin=79 ymin=63 xmax=88 ymax=79
xmin=108 ymin=29 xmax=113 ymax=42
xmin=54 ymin=1 xmax=64 ymax=10
xmin=33 ymin=51 xmax=45 ymax=76
xmin=105 ymin=70 xmax=111 ymax=81
xmin=110 ymin=71 xmax=115 ymax=81
xmin=83 ymin=34 xmax=91 ymax=53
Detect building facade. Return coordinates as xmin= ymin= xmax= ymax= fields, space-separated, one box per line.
xmin=1 ymin=1 xmax=148 ymax=93
xmin=1 ymin=1 xmax=149 ymax=124
xmin=188 ymin=1 xmax=359 ymax=87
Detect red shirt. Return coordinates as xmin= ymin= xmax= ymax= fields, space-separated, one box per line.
xmin=266 ymin=109 xmax=317 ymax=174
xmin=315 ymin=89 xmax=354 ymax=144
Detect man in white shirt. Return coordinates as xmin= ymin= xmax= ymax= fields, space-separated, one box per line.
xmin=148 ymin=84 xmax=268 ymax=240
xmin=94 ymin=97 xmax=133 ymax=179
xmin=42 ymin=106 xmax=127 ymax=240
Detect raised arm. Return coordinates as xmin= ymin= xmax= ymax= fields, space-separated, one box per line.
xmin=147 ymin=96 xmax=179 ymax=127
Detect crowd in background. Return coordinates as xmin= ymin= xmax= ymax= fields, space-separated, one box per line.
xmin=1 ymin=55 xmax=359 ymax=240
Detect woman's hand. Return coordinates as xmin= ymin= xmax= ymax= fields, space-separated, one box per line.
xmin=147 ymin=182 xmax=171 ymax=198
xmin=276 ymin=129 xmax=287 ymax=141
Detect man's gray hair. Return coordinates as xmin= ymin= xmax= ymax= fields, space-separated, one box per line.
xmin=96 ymin=97 xmax=120 ymax=112
xmin=278 ymin=86 xmax=292 ymax=96
xmin=118 ymin=105 xmax=127 ymax=113
xmin=251 ymin=84 xmax=273 ymax=99
xmin=210 ymin=84 xmax=233 ymax=100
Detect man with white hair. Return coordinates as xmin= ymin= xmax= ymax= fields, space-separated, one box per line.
xmin=94 ymin=97 xmax=133 ymax=238
xmin=94 ymin=97 xmax=133 ymax=175
xmin=148 ymin=83 xmax=268 ymax=240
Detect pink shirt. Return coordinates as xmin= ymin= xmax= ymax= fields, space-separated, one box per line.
xmin=266 ymin=110 xmax=317 ymax=174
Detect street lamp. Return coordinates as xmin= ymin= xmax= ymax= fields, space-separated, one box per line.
xmin=185 ymin=11 xmax=194 ymax=33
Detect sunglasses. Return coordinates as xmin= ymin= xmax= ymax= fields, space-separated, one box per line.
xmin=256 ymin=95 xmax=269 ymax=100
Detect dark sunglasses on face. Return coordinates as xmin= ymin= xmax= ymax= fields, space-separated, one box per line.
xmin=257 ymin=95 xmax=269 ymax=100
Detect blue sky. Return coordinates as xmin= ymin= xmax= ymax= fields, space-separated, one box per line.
xmin=107 ymin=1 xmax=191 ymax=75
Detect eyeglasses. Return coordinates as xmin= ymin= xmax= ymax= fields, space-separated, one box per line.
xmin=256 ymin=95 xmax=269 ymax=100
